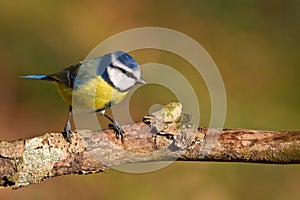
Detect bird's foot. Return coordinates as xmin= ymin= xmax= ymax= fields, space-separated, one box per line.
xmin=108 ymin=120 xmax=125 ymax=143
xmin=62 ymin=127 xmax=73 ymax=143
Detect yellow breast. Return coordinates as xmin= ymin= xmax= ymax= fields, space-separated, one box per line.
xmin=54 ymin=76 xmax=128 ymax=110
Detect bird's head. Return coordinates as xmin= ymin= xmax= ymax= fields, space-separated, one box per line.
xmin=106 ymin=51 xmax=146 ymax=92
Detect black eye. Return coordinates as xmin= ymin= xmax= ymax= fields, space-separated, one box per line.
xmin=110 ymin=64 xmax=137 ymax=80
xmin=110 ymin=64 xmax=126 ymax=74
xmin=119 ymin=67 xmax=127 ymax=74
xmin=116 ymin=66 xmax=130 ymax=76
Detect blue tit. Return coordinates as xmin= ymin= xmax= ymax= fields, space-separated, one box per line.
xmin=21 ymin=50 xmax=146 ymax=142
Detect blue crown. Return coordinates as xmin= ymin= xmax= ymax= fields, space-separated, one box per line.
xmin=114 ymin=51 xmax=139 ymax=70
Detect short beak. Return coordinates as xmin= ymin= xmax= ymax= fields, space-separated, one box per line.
xmin=137 ymin=78 xmax=146 ymax=84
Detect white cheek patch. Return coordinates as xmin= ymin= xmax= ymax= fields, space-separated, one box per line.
xmin=107 ymin=67 xmax=136 ymax=91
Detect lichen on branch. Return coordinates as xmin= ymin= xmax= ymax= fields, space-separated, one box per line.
xmin=0 ymin=102 xmax=300 ymax=189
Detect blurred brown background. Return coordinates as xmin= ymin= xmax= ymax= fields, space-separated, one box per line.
xmin=1 ymin=0 xmax=300 ymax=199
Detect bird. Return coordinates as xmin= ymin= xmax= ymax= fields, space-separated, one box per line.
xmin=21 ymin=50 xmax=146 ymax=143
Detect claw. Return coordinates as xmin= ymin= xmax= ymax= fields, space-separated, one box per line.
xmin=62 ymin=129 xmax=73 ymax=143
xmin=100 ymin=111 xmax=125 ymax=143
xmin=109 ymin=121 xmax=125 ymax=143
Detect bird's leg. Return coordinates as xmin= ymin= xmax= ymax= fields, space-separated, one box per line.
xmin=99 ymin=110 xmax=125 ymax=143
xmin=63 ymin=106 xmax=73 ymax=143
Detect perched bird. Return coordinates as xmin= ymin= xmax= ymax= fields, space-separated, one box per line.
xmin=21 ymin=50 xmax=146 ymax=142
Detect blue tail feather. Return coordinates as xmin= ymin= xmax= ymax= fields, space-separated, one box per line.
xmin=20 ymin=75 xmax=53 ymax=81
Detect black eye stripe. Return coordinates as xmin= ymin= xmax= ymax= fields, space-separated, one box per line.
xmin=117 ymin=66 xmax=126 ymax=74
xmin=110 ymin=64 xmax=137 ymax=80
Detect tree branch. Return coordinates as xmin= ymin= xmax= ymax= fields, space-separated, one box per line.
xmin=1 ymin=103 xmax=300 ymax=189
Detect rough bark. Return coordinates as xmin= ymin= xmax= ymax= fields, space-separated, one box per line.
xmin=0 ymin=122 xmax=300 ymax=189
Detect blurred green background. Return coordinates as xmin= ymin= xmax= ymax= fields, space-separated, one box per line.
xmin=1 ymin=0 xmax=300 ymax=199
